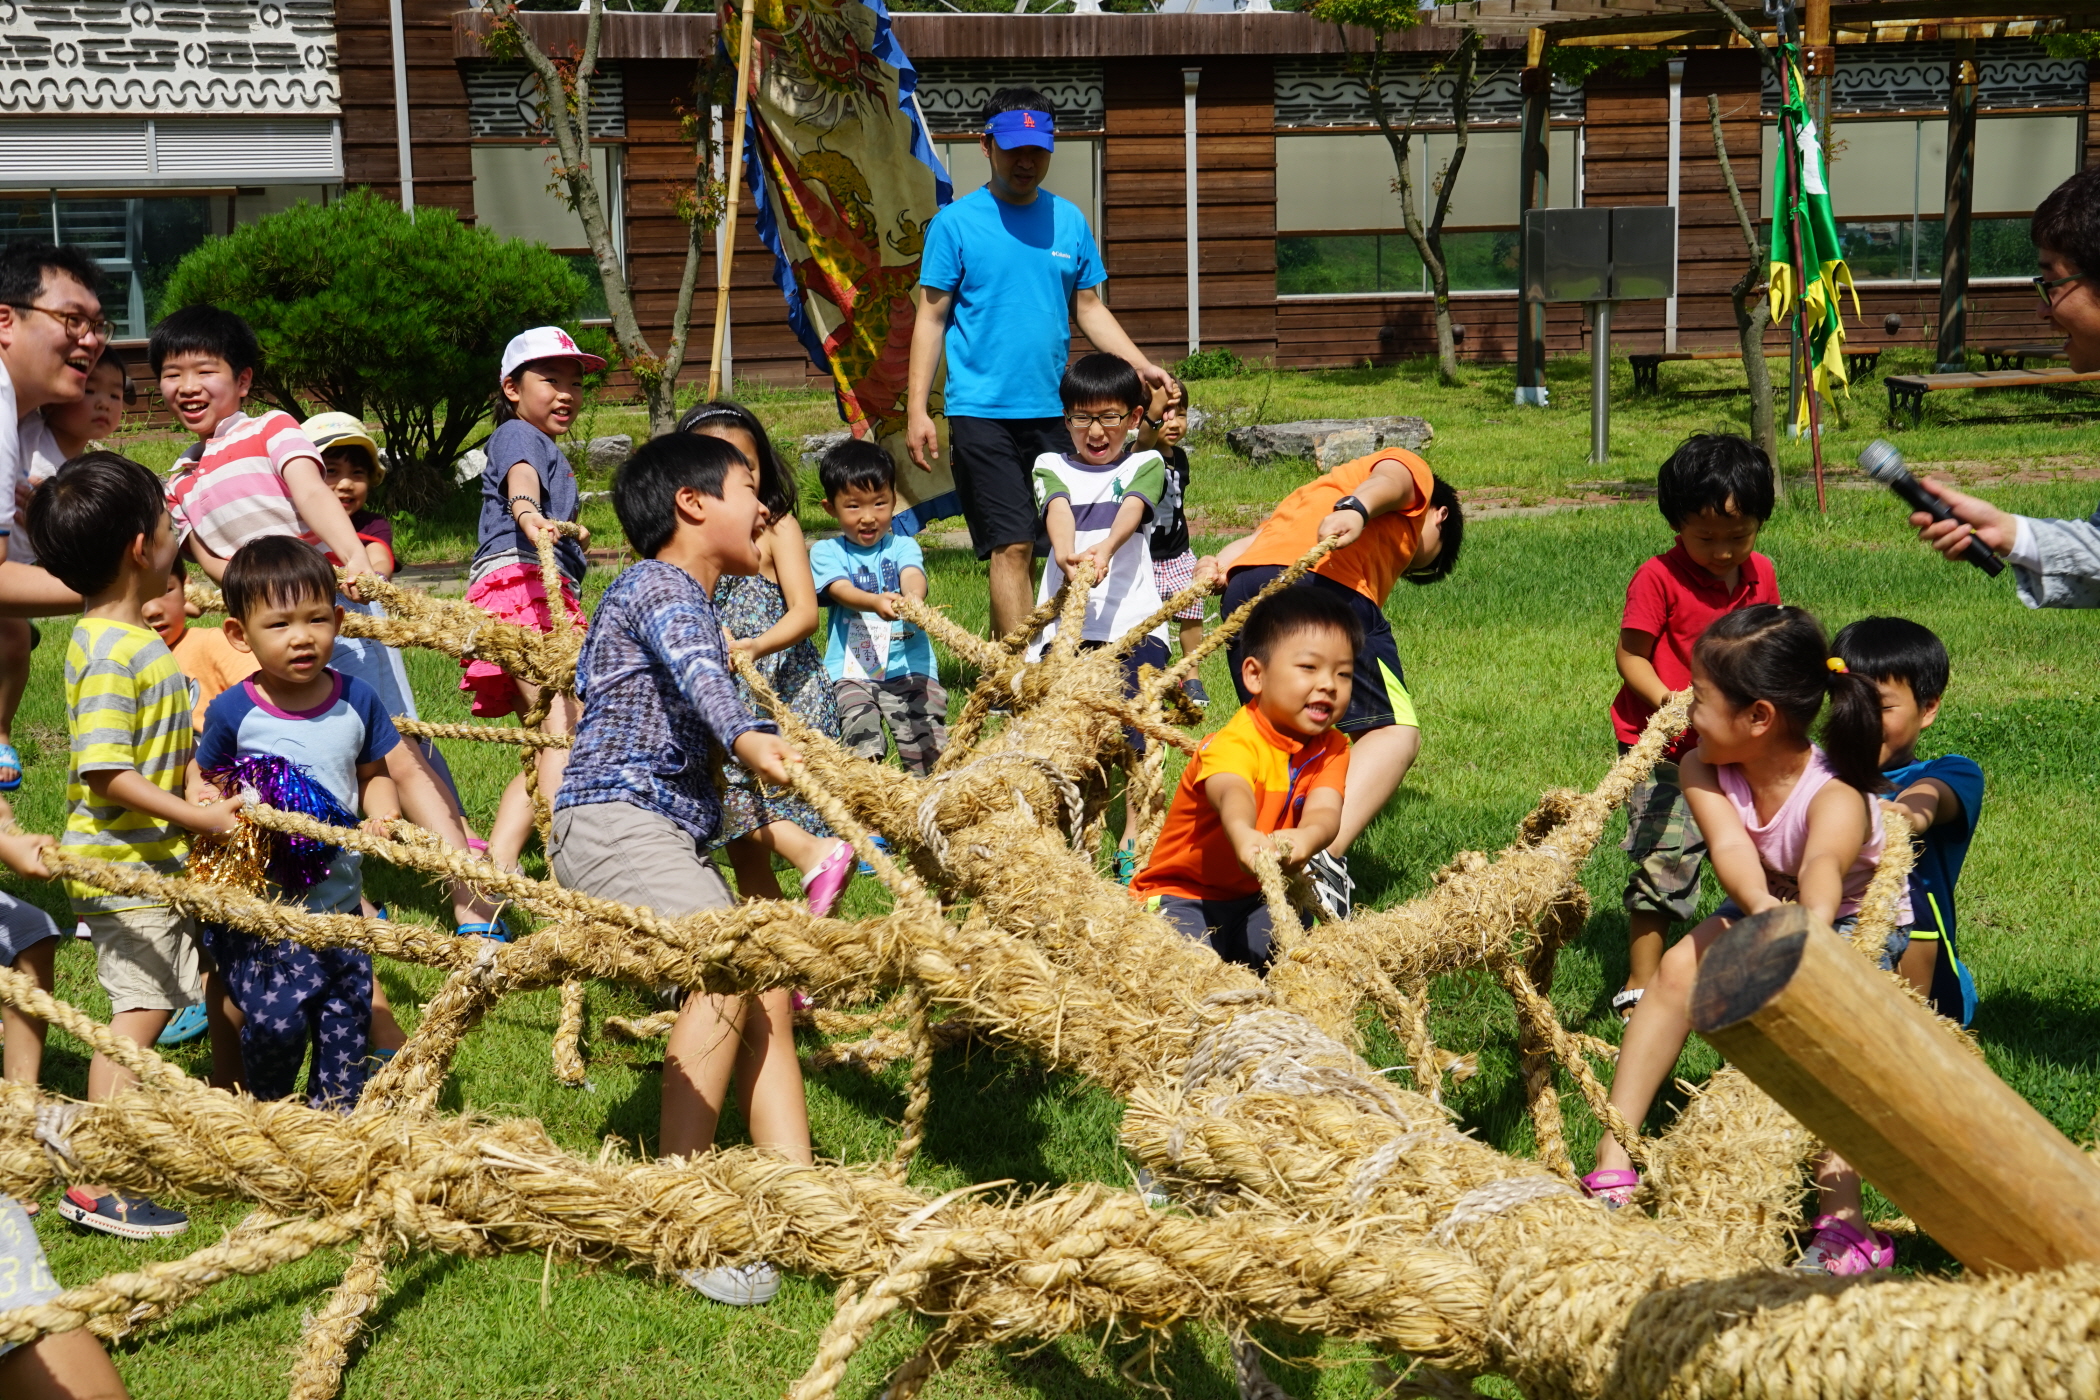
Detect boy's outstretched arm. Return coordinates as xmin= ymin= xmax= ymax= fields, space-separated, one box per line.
xmin=1795 ymin=780 xmax=1872 ymax=928
xmin=282 ymin=456 xmax=377 ymax=583
xmin=1283 ymin=787 xmax=1342 ymax=870
xmin=1076 ymin=493 xmax=1151 ymax=579
xmin=84 ymin=769 xmax=244 ymax=836
xmin=1133 ymin=379 xmax=1172 ymax=451
xmin=1203 ymin=771 xmax=1273 ymax=874
xmin=825 ymin=577 xmax=901 ymax=621
xmin=1045 ymin=497 xmax=1085 ymax=574
xmin=1614 ymin=629 xmax=1672 ymax=709
xmin=355 ymin=760 xmax=402 ymax=837
xmin=0 ymin=797 xmax=53 ymax=878
xmin=1886 ymin=775 xmax=1959 ymax=834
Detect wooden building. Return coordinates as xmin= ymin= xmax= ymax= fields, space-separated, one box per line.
xmin=3 ymin=0 xmax=2096 ymax=393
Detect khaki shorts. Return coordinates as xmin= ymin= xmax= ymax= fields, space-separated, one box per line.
xmin=550 ymin=802 xmax=734 ymax=917
xmin=85 ymin=905 xmax=204 ymax=1013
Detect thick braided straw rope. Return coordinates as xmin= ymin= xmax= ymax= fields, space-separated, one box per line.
xmin=1 ymin=538 xmax=2077 ymax=1400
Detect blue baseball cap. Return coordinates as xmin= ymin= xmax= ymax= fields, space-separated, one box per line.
xmin=985 ymin=108 xmax=1056 ymax=151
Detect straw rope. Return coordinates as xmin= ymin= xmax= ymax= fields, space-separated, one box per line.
xmin=0 ymin=538 xmax=2055 ymax=1400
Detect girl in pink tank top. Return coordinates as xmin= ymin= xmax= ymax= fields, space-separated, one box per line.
xmin=1588 ymin=604 xmax=1908 ymax=1277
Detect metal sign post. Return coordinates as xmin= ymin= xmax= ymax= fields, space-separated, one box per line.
xmin=1524 ymin=205 xmax=1676 ymax=465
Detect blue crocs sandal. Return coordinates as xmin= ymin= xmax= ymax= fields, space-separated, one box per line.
xmin=156 ymin=1002 xmax=208 ymax=1045
xmin=455 ymin=920 xmax=512 ymax=943
xmin=1111 ymin=842 xmax=1139 ymax=886
xmin=58 ymin=1188 xmax=189 ymax=1239
xmin=0 ymin=741 xmax=24 ymax=792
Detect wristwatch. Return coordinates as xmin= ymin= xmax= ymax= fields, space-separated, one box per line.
xmin=1332 ymin=494 xmax=1371 ymax=522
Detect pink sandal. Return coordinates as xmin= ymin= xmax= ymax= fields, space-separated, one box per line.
xmin=1581 ymin=1168 xmax=1641 ymax=1208
xmin=802 ymin=840 xmax=857 ymax=918
xmin=1793 ymin=1215 xmax=1895 ymax=1275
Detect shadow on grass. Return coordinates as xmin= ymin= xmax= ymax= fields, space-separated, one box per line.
xmin=813 ymin=1041 xmax=1076 ymax=1190
xmin=1971 ymin=986 xmax=2100 ymax=1076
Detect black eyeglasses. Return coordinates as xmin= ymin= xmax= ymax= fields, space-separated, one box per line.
xmin=2034 ymin=271 xmax=2087 ymax=307
xmin=1064 ymin=410 xmax=1135 ymax=430
xmin=6 ymin=303 xmax=113 ymax=341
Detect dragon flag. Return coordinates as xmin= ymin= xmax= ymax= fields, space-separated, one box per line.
xmin=1768 ymin=55 xmax=1858 ymax=429
xmin=726 ymin=0 xmax=956 ymax=534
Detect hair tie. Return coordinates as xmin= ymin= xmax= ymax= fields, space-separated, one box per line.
xmin=1826 ymin=657 xmax=1849 ymax=674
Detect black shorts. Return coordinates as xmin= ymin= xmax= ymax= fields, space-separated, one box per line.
xmin=1148 ymin=891 xmax=1311 ymax=972
xmin=947 ymin=415 xmax=1068 ymax=560
xmin=1220 ymin=566 xmax=1418 ymax=735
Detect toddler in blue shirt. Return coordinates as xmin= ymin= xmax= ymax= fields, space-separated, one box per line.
xmin=192 ymin=536 xmax=402 ymax=1109
xmin=808 ymin=440 xmax=947 ymax=777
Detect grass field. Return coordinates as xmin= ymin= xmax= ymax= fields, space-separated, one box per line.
xmin=10 ymin=367 xmax=2100 ymax=1398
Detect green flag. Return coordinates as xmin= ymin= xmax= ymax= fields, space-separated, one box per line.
xmin=1768 ymin=57 xmax=1858 ymax=427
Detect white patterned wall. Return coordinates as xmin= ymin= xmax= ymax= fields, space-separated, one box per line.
xmin=1762 ymin=39 xmax=2087 ymax=114
xmin=465 ymin=60 xmax=624 ymax=139
xmin=1275 ymin=56 xmax=1583 ymax=128
xmin=0 ymin=0 xmax=336 ymax=114
xmin=913 ymin=60 xmax=1105 ymax=136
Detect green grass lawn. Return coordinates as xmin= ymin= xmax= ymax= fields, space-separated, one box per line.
xmin=15 ymin=374 xmax=2100 ymax=1397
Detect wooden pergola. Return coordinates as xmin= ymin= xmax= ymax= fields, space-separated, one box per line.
xmin=1433 ymin=0 xmax=2100 ymax=404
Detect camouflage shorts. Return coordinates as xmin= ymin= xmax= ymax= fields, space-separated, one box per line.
xmin=1621 ymin=761 xmax=1707 ymax=920
xmin=835 ymin=675 xmax=949 ymax=779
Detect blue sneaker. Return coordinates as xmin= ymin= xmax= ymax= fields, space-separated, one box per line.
xmin=856 ymin=835 xmax=892 ymax=877
xmin=156 ymin=1002 xmax=208 ymax=1045
xmin=1112 ymin=842 xmax=1139 ymax=886
xmin=1180 ymin=677 xmax=1211 ymax=710
xmin=58 ymin=1188 xmax=189 ymax=1239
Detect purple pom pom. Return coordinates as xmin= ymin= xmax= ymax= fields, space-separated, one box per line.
xmin=214 ymin=755 xmax=359 ymax=894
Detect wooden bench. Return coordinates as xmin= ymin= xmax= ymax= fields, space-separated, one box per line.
xmin=1885 ymin=366 xmax=2100 ymax=420
xmin=1977 ymin=342 xmax=2068 ymax=371
xmin=1629 ymin=348 xmax=1883 ymax=393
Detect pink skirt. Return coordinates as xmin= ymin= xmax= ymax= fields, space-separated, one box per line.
xmin=459 ymin=562 xmax=586 ymax=718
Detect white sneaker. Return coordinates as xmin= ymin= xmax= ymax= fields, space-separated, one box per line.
xmin=681 ymin=1261 xmax=781 ymax=1305
xmin=1304 ymin=850 xmax=1354 ymax=921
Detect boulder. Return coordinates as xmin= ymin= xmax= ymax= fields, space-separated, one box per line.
xmin=586 ymin=434 xmax=633 ymax=470
xmin=454 ymin=447 xmax=487 ymax=485
xmin=1225 ymin=416 xmax=1434 ymax=468
xmin=799 ymin=430 xmax=853 ymax=469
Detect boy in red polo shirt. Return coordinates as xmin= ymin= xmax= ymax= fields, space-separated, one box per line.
xmin=1610 ymin=433 xmax=1779 ymax=1018
xmin=1132 ymin=589 xmax=1356 ymax=970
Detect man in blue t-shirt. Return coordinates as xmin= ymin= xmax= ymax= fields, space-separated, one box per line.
xmin=907 ymin=84 xmax=1167 ymax=640
xmin=1835 ymin=617 xmax=1986 ymax=1026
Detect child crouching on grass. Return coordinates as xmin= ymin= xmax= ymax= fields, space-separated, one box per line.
xmin=1129 ymin=589 xmax=1354 ymax=971
xmin=29 ymin=452 xmax=245 ymax=1240
xmin=551 ymin=431 xmax=809 ymax=1308
xmin=1586 ymin=604 xmax=1910 ymax=1277
xmin=191 ymin=536 xmax=402 ymax=1110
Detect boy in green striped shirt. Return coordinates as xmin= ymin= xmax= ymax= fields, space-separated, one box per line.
xmin=26 ymin=452 xmax=242 ymax=1240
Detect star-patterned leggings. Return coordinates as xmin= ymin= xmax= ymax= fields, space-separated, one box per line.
xmin=202 ymin=924 xmax=372 ymax=1110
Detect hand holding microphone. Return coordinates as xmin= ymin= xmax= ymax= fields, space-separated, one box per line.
xmin=1857 ymin=440 xmax=2007 ymax=577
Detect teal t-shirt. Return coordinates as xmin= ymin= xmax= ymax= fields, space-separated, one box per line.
xmin=918 ymin=185 xmax=1106 ymax=419
xmin=810 ymin=533 xmax=937 ymax=683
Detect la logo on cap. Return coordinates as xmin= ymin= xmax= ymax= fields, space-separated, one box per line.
xmin=1023 ymin=113 xmax=1036 ymax=127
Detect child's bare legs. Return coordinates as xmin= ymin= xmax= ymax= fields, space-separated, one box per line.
xmin=1897 ymin=937 xmax=1937 ymax=1001
xmin=202 ymin=969 xmax=244 ymax=1091
xmin=369 ymin=976 xmax=405 ymax=1054
xmin=1625 ymin=910 xmax=1670 ymax=993
xmin=385 ymin=741 xmax=503 ymax=925
xmin=74 ymin=1008 xmax=172 ymax=1201
xmin=1 ymin=939 xmax=54 ymax=1084
xmin=0 ymin=1327 xmax=131 ymax=1400
xmin=1594 ymin=912 xmax=1734 ymax=1174
xmin=1814 ymin=1151 xmax=1866 ymax=1229
xmin=660 ymin=988 xmax=812 ymax=1164
xmin=1327 ymin=724 xmax=1421 ymax=857
xmin=0 ymin=617 xmax=30 ymax=787
xmin=728 ymin=821 xmax=844 ymax=898
xmin=487 ymin=682 xmax=578 ymax=874
xmin=1177 ymin=618 xmax=1203 ymax=661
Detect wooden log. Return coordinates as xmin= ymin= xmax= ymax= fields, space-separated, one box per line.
xmin=1691 ymin=905 xmax=2100 ymax=1275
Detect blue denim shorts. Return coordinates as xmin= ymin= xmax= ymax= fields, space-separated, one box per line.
xmin=1716 ymin=901 xmax=1910 ymax=972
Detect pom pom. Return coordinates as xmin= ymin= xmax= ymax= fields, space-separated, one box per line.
xmin=205 ymin=755 xmax=359 ymax=894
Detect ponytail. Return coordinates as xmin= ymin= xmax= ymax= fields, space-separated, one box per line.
xmin=1694 ymin=604 xmax=1888 ymax=794
xmin=1820 ymin=664 xmax=1890 ymax=794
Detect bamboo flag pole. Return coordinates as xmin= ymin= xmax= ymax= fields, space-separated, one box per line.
xmin=704 ymin=0 xmax=759 ymax=402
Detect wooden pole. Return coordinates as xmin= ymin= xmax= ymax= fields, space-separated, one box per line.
xmin=1691 ymin=906 xmax=2100 ymax=1276
xmin=1515 ymin=27 xmax=1550 ymax=407
xmin=704 ymin=0 xmax=760 ymax=402
xmin=1938 ymin=41 xmax=1978 ymax=372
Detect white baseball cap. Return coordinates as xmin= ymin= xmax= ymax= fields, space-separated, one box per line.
xmin=500 ymin=325 xmax=607 ymax=382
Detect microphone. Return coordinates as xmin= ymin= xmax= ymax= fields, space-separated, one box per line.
xmin=1858 ymin=439 xmax=2004 ymax=577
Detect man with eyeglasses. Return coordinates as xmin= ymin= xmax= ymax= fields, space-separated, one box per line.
xmin=907 ymin=85 xmax=1168 ymax=639
xmin=1907 ymin=166 xmax=2100 ymax=607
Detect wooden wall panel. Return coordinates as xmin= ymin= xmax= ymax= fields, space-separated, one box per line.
xmin=337 ymin=0 xmax=476 ymax=218
xmin=1101 ymin=55 xmax=1277 ymax=369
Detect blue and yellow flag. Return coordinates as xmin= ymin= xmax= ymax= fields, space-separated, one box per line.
xmin=1768 ymin=56 xmax=1858 ymax=428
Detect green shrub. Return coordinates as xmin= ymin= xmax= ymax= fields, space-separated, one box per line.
xmin=1172 ymin=346 xmax=1249 ymax=381
xmin=157 ymin=189 xmax=591 ymax=510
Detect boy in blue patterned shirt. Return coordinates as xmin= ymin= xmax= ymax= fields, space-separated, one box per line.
xmin=551 ymin=431 xmax=804 ymax=1308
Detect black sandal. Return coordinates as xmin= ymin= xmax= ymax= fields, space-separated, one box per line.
xmin=1611 ymin=986 xmax=1645 ymax=1022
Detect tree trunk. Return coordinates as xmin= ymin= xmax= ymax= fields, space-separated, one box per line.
xmin=1709 ymin=94 xmax=1781 ymax=485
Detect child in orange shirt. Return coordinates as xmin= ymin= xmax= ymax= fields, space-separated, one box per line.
xmin=1131 ymin=588 xmax=1358 ymax=969
xmin=141 ymin=560 xmax=255 ymax=732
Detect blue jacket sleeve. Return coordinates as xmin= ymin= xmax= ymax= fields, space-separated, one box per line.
xmin=641 ymin=584 xmax=777 ymax=753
